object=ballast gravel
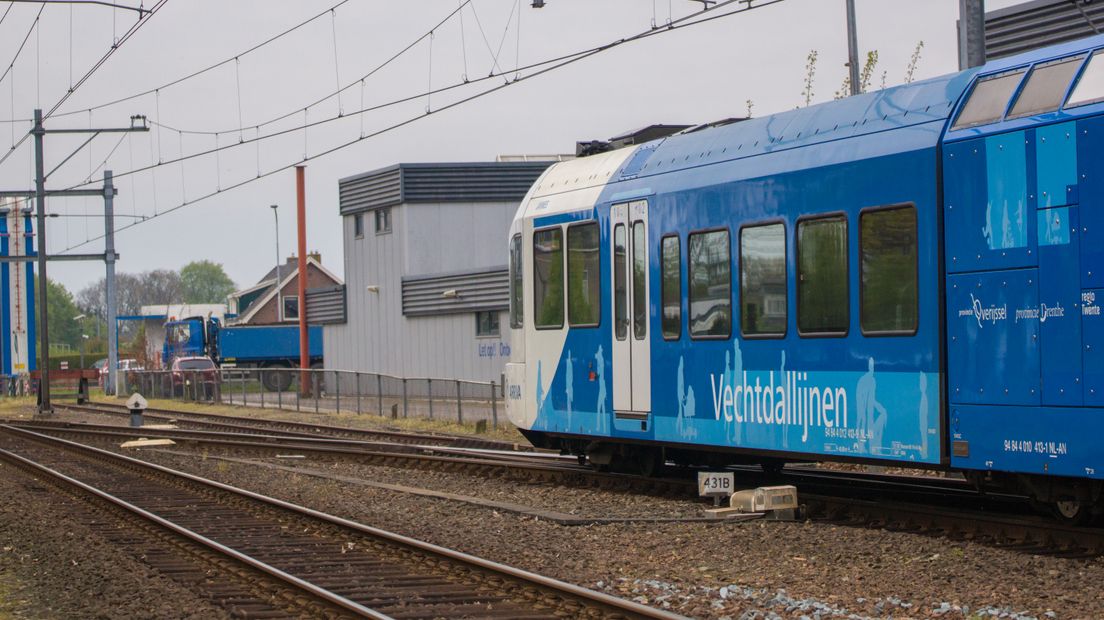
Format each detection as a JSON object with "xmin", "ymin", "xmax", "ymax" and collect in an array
[
  {"xmin": 108, "ymin": 442, "xmax": 1103, "ymax": 620},
  {"xmin": 0, "ymin": 459, "xmax": 229, "ymax": 619}
]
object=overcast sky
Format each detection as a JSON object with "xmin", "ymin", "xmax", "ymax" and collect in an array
[{"xmin": 0, "ymin": 0, "xmax": 1024, "ymax": 297}]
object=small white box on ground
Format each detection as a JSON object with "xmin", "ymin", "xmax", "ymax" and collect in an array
[{"xmin": 730, "ymin": 485, "xmax": 798, "ymax": 517}]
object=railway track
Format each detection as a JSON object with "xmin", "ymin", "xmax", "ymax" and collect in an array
[
  {"xmin": 62, "ymin": 401, "xmax": 525, "ymax": 452},
  {"xmin": 0, "ymin": 424, "xmax": 682, "ymax": 619},
  {"xmin": 33, "ymin": 408, "xmax": 1104, "ymax": 556}
]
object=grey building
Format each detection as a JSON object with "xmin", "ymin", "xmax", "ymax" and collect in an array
[{"xmin": 323, "ymin": 161, "xmax": 555, "ymax": 382}]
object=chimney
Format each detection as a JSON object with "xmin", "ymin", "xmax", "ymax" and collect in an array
[{"xmin": 308, "ymin": 250, "xmax": 321, "ymax": 263}]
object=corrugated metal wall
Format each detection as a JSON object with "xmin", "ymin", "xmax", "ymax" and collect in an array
[
  {"xmin": 338, "ymin": 162, "xmax": 550, "ymax": 215},
  {"xmin": 322, "ymin": 201, "xmax": 515, "ymax": 382},
  {"xmin": 986, "ymin": 0, "xmax": 1104, "ymax": 60},
  {"xmin": 401, "ymin": 268, "xmax": 508, "ymax": 316},
  {"xmin": 305, "ymin": 285, "xmax": 346, "ymax": 324}
]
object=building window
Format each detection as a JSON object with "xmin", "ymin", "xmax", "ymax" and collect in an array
[
  {"xmin": 282, "ymin": 295, "xmax": 300, "ymax": 322},
  {"xmin": 375, "ymin": 207, "xmax": 392, "ymax": 234},
  {"xmin": 532, "ymin": 227, "xmax": 564, "ymax": 329},
  {"xmin": 860, "ymin": 206, "xmax": 918, "ymax": 335},
  {"xmin": 661, "ymin": 235, "xmax": 681, "ymax": 340},
  {"xmin": 740, "ymin": 222, "xmax": 786, "ymax": 337},
  {"xmin": 688, "ymin": 229, "xmax": 731, "ymax": 339},
  {"xmin": 476, "ymin": 311, "xmax": 500, "ymax": 337},
  {"xmin": 567, "ymin": 222, "xmax": 600, "ymax": 327},
  {"xmin": 353, "ymin": 213, "xmax": 364, "ymax": 238},
  {"xmin": 509, "ymin": 233, "xmax": 523, "ymax": 328},
  {"xmin": 797, "ymin": 215, "xmax": 848, "ymax": 335}
]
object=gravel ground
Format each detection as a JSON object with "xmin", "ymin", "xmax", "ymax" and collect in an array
[
  {"xmin": 0, "ymin": 459, "xmax": 229, "ymax": 619},
  {"xmin": 105, "ymin": 441, "xmax": 1101, "ymax": 620}
]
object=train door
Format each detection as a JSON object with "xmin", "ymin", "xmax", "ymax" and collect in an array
[{"xmin": 611, "ymin": 200, "xmax": 652, "ymax": 416}]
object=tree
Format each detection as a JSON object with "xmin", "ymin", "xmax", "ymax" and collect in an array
[
  {"xmin": 38, "ymin": 279, "xmax": 83, "ymax": 349},
  {"xmin": 180, "ymin": 260, "xmax": 236, "ymax": 304}
]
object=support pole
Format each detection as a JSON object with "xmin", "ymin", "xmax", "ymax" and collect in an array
[
  {"xmin": 296, "ymin": 165, "xmax": 310, "ymax": 396},
  {"xmin": 105, "ymin": 170, "xmax": 118, "ymax": 397},
  {"xmin": 33, "ymin": 109, "xmax": 50, "ymax": 414},
  {"xmin": 958, "ymin": 0, "xmax": 986, "ymax": 70},
  {"xmin": 845, "ymin": 0, "xmax": 860, "ymax": 96}
]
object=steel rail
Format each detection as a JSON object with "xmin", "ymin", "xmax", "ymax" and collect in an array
[
  {"xmin": 0, "ymin": 442, "xmax": 389, "ymax": 619},
  {"xmin": 64, "ymin": 401, "xmax": 524, "ymax": 450},
  {"xmin": 0, "ymin": 424, "xmax": 686, "ymax": 620}
]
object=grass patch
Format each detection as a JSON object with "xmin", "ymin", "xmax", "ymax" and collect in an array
[{"xmin": 91, "ymin": 394, "xmax": 528, "ymax": 444}]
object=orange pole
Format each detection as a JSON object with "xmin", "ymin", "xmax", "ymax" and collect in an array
[{"xmin": 296, "ymin": 165, "xmax": 310, "ymax": 395}]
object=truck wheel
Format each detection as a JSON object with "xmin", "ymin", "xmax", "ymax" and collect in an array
[{"xmin": 261, "ymin": 367, "xmax": 293, "ymax": 392}]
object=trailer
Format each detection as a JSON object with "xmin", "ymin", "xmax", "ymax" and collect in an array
[{"xmin": 163, "ymin": 316, "xmax": 322, "ymax": 391}]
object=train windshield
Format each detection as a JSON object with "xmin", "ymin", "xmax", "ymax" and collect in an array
[
  {"xmin": 1067, "ymin": 50, "xmax": 1104, "ymax": 108},
  {"xmin": 951, "ymin": 69, "xmax": 1025, "ymax": 130},
  {"xmin": 1009, "ymin": 55, "xmax": 1084, "ymax": 118}
]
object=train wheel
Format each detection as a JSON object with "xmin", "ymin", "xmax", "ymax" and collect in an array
[
  {"xmin": 634, "ymin": 448, "xmax": 664, "ymax": 478},
  {"xmin": 1052, "ymin": 497, "xmax": 1093, "ymax": 526}
]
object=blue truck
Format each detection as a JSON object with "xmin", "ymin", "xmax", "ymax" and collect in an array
[{"xmin": 162, "ymin": 316, "xmax": 323, "ymax": 391}]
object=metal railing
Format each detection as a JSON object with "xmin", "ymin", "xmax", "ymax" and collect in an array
[{"xmin": 122, "ymin": 368, "xmax": 504, "ymax": 428}]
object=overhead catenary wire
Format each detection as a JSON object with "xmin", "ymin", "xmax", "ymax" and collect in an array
[
  {"xmin": 135, "ymin": 1, "xmax": 473, "ymax": 138},
  {"xmin": 0, "ymin": 0, "xmax": 167, "ymax": 171},
  {"xmin": 57, "ymin": 0, "xmax": 784, "ymax": 248},
  {"xmin": 59, "ymin": 0, "xmax": 772, "ymax": 193},
  {"xmin": 41, "ymin": 0, "xmax": 355, "ymax": 122}
]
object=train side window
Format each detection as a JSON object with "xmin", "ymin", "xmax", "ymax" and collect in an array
[
  {"xmin": 950, "ymin": 69, "xmax": 1025, "ymax": 130},
  {"xmin": 632, "ymin": 222, "xmax": 647, "ymax": 340},
  {"xmin": 688, "ymin": 229, "xmax": 731, "ymax": 339},
  {"xmin": 797, "ymin": 215, "xmax": 848, "ymax": 336},
  {"xmin": 533, "ymin": 227, "xmax": 564, "ymax": 330},
  {"xmin": 614, "ymin": 224, "xmax": 628, "ymax": 340},
  {"xmin": 509, "ymin": 233, "xmax": 523, "ymax": 329},
  {"xmin": 1009, "ymin": 55, "xmax": 1085, "ymax": 118},
  {"xmin": 860, "ymin": 206, "xmax": 918, "ymax": 335},
  {"xmin": 740, "ymin": 223, "xmax": 786, "ymax": 338},
  {"xmin": 567, "ymin": 222, "xmax": 601, "ymax": 327},
  {"xmin": 661, "ymin": 235, "xmax": 681, "ymax": 340},
  {"xmin": 1067, "ymin": 50, "xmax": 1104, "ymax": 108}
]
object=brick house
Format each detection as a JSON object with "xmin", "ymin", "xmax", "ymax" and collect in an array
[{"xmin": 227, "ymin": 253, "xmax": 343, "ymax": 325}]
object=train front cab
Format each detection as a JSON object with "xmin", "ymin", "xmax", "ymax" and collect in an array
[{"xmin": 942, "ymin": 38, "xmax": 1104, "ymax": 519}]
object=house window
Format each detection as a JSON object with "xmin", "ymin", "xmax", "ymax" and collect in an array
[
  {"xmin": 282, "ymin": 296, "xmax": 300, "ymax": 321},
  {"xmin": 476, "ymin": 311, "xmax": 500, "ymax": 337},
  {"xmin": 354, "ymin": 213, "xmax": 364, "ymax": 238},
  {"xmin": 375, "ymin": 207, "xmax": 392, "ymax": 234}
]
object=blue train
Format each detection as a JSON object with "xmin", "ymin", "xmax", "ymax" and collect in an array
[{"xmin": 505, "ymin": 34, "xmax": 1104, "ymax": 521}]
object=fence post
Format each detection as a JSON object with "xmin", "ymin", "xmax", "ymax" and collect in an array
[
  {"xmin": 314, "ymin": 370, "xmax": 320, "ymax": 414},
  {"xmin": 376, "ymin": 373, "xmax": 383, "ymax": 416},
  {"xmin": 402, "ymin": 378, "xmax": 408, "ymax": 418},
  {"xmin": 490, "ymin": 381, "xmax": 498, "ymax": 429},
  {"xmin": 259, "ymin": 370, "xmax": 265, "ymax": 409},
  {"xmin": 240, "ymin": 370, "xmax": 245, "ymax": 405},
  {"xmin": 334, "ymin": 372, "xmax": 340, "ymax": 414},
  {"xmin": 277, "ymin": 370, "xmax": 283, "ymax": 409},
  {"xmin": 456, "ymin": 379, "xmax": 462, "ymax": 424},
  {"xmin": 428, "ymin": 378, "xmax": 433, "ymax": 420},
  {"xmin": 356, "ymin": 372, "xmax": 362, "ymax": 415}
]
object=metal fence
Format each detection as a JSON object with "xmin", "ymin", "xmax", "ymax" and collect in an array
[{"xmin": 123, "ymin": 368, "xmax": 504, "ymax": 428}]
